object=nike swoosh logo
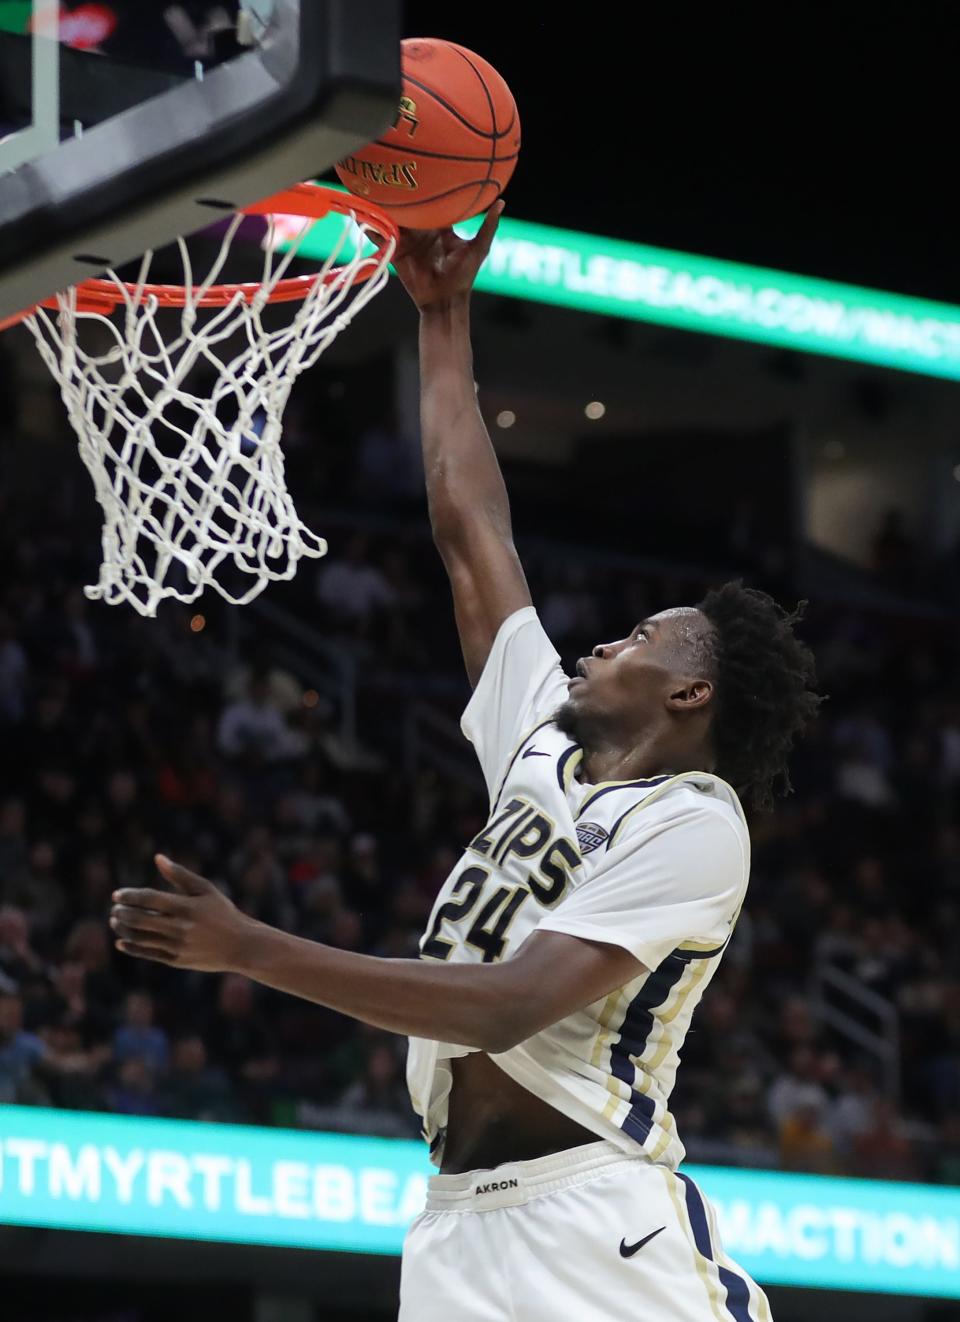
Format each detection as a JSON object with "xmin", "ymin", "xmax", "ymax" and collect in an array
[
  {"xmin": 619, "ymin": 1226, "xmax": 666, "ymax": 1257},
  {"xmin": 521, "ymin": 748, "xmax": 550, "ymax": 758}
]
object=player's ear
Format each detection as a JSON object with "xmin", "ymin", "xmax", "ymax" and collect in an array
[{"xmin": 667, "ymin": 678, "xmax": 713, "ymax": 710}]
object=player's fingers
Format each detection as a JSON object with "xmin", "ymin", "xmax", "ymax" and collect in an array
[
  {"xmin": 110, "ymin": 916, "xmax": 176, "ymax": 949},
  {"xmin": 111, "ymin": 887, "xmax": 184, "ymax": 915},
  {"xmin": 381, "ymin": 226, "xmax": 436, "ymax": 263},
  {"xmin": 110, "ymin": 905, "xmax": 181, "ymax": 940},
  {"xmin": 155, "ymin": 854, "xmax": 212, "ymax": 896},
  {"xmin": 471, "ymin": 200, "xmax": 504, "ymax": 260},
  {"xmin": 115, "ymin": 940, "xmax": 177, "ymax": 965},
  {"xmin": 369, "ymin": 227, "xmax": 401, "ymax": 257}
]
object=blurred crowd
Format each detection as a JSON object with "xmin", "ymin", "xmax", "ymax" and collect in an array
[{"xmin": 0, "ymin": 384, "xmax": 958, "ymax": 1187}]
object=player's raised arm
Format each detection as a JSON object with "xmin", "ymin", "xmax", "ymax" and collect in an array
[{"xmin": 389, "ymin": 203, "xmax": 531, "ymax": 686}]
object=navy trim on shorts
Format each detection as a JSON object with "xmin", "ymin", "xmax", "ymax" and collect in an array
[{"xmin": 677, "ymin": 1171, "xmax": 755, "ymax": 1322}]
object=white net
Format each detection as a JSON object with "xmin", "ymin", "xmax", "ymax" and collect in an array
[{"xmin": 23, "ymin": 200, "xmax": 395, "ymax": 616}]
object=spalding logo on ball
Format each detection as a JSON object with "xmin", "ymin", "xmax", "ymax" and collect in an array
[{"xmin": 336, "ymin": 37, "xmax": 520, "ymax": 230}]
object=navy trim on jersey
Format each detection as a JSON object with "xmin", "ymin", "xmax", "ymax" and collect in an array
[
  {"xmin": 575, "ymin": 775, "xmax": 673, "ymax": 821},
  {"xmin": 604, "ymin": 784, "xmax": 677, "ymax": 847},
  {"xmin": 611, "ymin": 955, "xmax": 689, "ymax": 1145},
  {"xmin": 675, "ymin": 940, "xmax": 729, "ymax": 960},
  {"xmin": 491, "ymin": 718, "xmax": 556, "ymax": 812},
  {"xmin": 555, "ymin": 743, "xmax": 580, "ymax": 792},
  {"xmin": 677, "ymin": 1171, "xmax": 756, "ymax": 1322}
]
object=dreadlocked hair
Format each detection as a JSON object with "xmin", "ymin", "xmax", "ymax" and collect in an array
[{"xmin": 695, "ymin": 581, "xmax": 823, "ymax": 813}]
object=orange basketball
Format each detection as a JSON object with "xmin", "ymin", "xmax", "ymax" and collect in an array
[{"xmin": 335, "ymin": 38, "xmax": 520, "ymax": 230}]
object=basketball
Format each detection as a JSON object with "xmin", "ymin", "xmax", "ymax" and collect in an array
[{"xmin": 334, "ymin": 37, "xmax": 520, "ymax": 230}]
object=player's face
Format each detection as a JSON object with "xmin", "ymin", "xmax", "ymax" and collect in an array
[{"xmin": 561, "ymin": 607, "xmax": 713, "ymax": 733}]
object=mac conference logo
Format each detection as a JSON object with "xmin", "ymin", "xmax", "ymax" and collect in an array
[{"xmin": 576, "ymin": 822, "xmax": 608, "ymax": 854}]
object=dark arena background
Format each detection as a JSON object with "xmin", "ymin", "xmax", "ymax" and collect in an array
[{"xmin": 1, "ymin": 4, "xmax": 958, "ymax": 1321}]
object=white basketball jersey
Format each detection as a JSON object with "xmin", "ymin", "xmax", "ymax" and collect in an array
[{"xmin": 406, "ymin": 607, "xmax": 751, "ymax": 1171}]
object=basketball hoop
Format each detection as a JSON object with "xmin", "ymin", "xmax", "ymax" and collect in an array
[{"xmin": 8, "ymin": 183, "xmax": 398, "ymax": 617}]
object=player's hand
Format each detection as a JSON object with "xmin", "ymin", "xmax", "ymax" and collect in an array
[
  {"xmin": 110, "ymin": 855, "xmax": 254, "ymax": 973},
  {"xmin": 384, "ymin": 200, "xmax": 503, "ymax": 311}
]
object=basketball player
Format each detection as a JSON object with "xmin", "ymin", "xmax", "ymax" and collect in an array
[{"xmin": 110, "ymin": 202, "xmax": 821, "ymax": 1320}]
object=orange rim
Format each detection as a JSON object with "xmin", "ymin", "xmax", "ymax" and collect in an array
[{"xmin": 2, "ymin": 183, "xmax": 397, "ymax": 327}]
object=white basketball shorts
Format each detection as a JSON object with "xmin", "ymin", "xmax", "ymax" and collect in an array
[{"xmin": 399, "ymin": 1139, "xmax": 772, "ymax": 1321}]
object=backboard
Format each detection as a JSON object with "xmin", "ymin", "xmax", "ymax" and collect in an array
[{"xmin": 0, "ymin": 0, "xmax": 401, "ymax": 322}]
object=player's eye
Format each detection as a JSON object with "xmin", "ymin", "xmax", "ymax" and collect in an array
[{"xmin": 634, "ymin": 626, "xmax": 648, "ymax": 641}]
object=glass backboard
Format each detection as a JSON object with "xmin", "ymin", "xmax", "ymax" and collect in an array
[{"xmin": 0, "ymin": 0, "xmax": 401, "ymax": 322}]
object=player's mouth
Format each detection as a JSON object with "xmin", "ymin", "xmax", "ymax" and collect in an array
[{"xmin": 568, "ymin": 658, "xmax": 590, "ymax": 688}]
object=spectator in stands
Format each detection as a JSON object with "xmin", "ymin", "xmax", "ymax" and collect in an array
[
  {"xmin": 225, "ymin": 647, "xmax": 303, "ymax": 715},
  {"xmin": 778, "ymin": 1099, "xmax": 837, "ymax": 1174},
  {"xmin": 343, "ymin": 832, "xmax": 384, "ymax": 911},
  {"xmin": 60, "ymin": 588, "xmax": 99, "ymax": 675},
  {"xmin": 939, "ymin": 699, "xmax": 960, "ymax": 797},
  {"xmin": 113, "ymin": 990, "xmax": 170, "ymax": 1076},
  {"xmin": 44, "ymin": 961, "xmax": 111, "ymax": 1061},
  {"xmin": 0, "ymin": 799, "xmax": 29, "ymax": 892},
  {"xmin": 231, "ymin": 853, "xmax": 295, "ymax": 931},
  {"xmin": 204, "ymin": 974, "xmax": 278, "ymax": 1119},
  {"xmin": 107, "ymin": 1055, "xmax": 161, "ymax": 1117},
  {"xmin": 769, "ymin": 1047, "xmax": 830, "ymax": 1134},
  {"xmin": 835, "ymin": 730, "xmax": 897, "ymax": 809},
  {"xmin": 2, "ymin": 980, "xmax": 109, "ymax": 1108},
  {"xmin": 0, "ymin": 905, "xmax": 46, "ymax": 986},
  {"xmin": 217, "ymin": 668, "xmax": 303, "ymax": 764},
  {"xmin": 849, "ymin": 1097, "xmax": 920, "ymax": 1181},
  {"xmin": 718, "ymin": 1075, "xmax": 772, "ymax": 1157},
  {"xmin": 161, "ymin": 1034, "xmax": 233, "ymax": 1121},
  {"xmin": 64, "ymin": 918, "xmax": 123, "ymax": 1012},
  {"xmin": 275, "ymin": 761, "xmax": 351, "ymax": 838},
  {"xmin": 828, "ymin": 1062, "xmax": 880, "ymax": 1154},
  {"xmin": 316, "ymin": 533, "xmax": 395, "ymax": 622},
  {"xmin": 0, "ymin": 990, "xmax": 46, "ymax": 1103},
  {"xmin": 0, "ymin": 611, "xmax": 28, "ymax": 723},
  {"xmin": 336, "ymin": 1039, "xmax": 420, "ymax": 1139},
  {"xmin": 13, "ymin": 840, "xmax": 66, "ymax": 942}
]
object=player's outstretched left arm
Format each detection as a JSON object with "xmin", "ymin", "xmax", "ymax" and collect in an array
[{"xmin": 110, "ymin": 856, "xmax": 645, "ymax": 1052}]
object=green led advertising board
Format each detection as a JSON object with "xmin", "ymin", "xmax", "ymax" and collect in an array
[
  {"xmin": 1, "ymin": 1106, "xmax": 958, "ymax": 1298},
  {"xmin": 273, "ymin": 201, "xmax": 960, "ymax": 381}
]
